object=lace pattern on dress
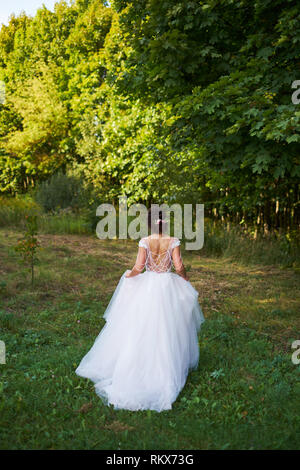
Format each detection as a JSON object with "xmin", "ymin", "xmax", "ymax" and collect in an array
[{"xmin": 137, "ymin": 237, "xmax": 182, "ymax": 273}]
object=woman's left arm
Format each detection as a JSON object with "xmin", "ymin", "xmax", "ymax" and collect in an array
[{"xmin": 125, "ymin": 247, "xmax": 146, "ymax": 277}]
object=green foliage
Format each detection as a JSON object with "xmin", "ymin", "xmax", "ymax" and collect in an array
[
  {"xmin": 34, "ymin": 171, "xmax": 87, "ymax": 213},
  {"xmin": 0, "ymin": 195, "xmax": 42, "ymax": 228},
  {"xmin": 0, "ymin": 0, "xmax": 299, "ymax": 232},
  {"xmin": 106, "ymin": 0, "xmax": 300, "ymax": 231}
]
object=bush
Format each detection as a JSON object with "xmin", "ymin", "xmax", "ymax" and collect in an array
[
  {"xmin": 0, "ymin": 195, "xmax": 41, "ymax": 228},
  {"xmin": 34, "ymin": 171, "xmax": 87, "ymax": 213}
]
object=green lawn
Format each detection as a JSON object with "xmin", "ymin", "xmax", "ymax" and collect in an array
[{"xmin": 0, "ymin": 228, "xmax": 299, "ymax": 449}]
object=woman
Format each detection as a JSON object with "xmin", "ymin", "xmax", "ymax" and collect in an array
[{"xmin": 75, "ymin": 208, "xmax": 205, "ymax": 412}]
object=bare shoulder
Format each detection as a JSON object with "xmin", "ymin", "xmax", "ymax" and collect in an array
[
  {"xmin": 138, "ymin": 237, "xmax": 148, "ymax": 248},
  {"xmin": 171, "ymin": 237, "xmax": 181, "ymax": 248}
]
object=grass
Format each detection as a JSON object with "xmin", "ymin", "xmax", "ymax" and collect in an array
[
  {"xmin": 0, "ymin": 228, "xmax": 299, "ymax": 450},
  {"xmin": 0, "ymin": 196, "xmax": 92, "ymax": 235}
]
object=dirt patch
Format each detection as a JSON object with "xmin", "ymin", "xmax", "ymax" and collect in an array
[{"xmin": 104, "ymin": 420, "xmax": 135, "ymax": 433}]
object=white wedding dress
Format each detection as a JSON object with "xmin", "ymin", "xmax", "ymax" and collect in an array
[{"xmin": 75, "ymin": 236, "xmax": 205, "ymax": 412}]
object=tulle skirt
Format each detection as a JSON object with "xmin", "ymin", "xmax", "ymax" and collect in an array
[{"xmin": 75, "ymin": 270, "xmax": 205, "ymax": 412}]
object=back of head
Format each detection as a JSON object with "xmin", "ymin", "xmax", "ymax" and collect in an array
[
  {"xmin": 147, "ymin": 208, "xmax": 166, "ymax": 236},
  {"xmin": 147, "ymin": 207, "xmax": 171, "ymax": 256}
]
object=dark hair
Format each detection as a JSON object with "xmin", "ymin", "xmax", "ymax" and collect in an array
[{"xmin": 148, "ymin": 208, "xmax": 164, "ymax": 235}]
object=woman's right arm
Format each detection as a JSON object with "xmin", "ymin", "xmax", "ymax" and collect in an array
[{"xmin": 125, "ymin": 247, "xmax": 146, "ymax": 277}]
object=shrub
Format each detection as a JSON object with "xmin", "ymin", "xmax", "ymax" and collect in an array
[
  {"xmin": 34, "ymin": 171, "xmax": 87, "ymax": 213},
  {"xmin": 0, "ymin": 195, "xmax": 41, "ymax": 228},
  {"xmin": 14, "ymin": 214, "xmax": 40, "ymax": 286}
]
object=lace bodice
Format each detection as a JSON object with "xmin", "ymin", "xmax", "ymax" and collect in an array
[{"xmin": 134, "ymin": 236, "xmax": 183, "ymax": 274}]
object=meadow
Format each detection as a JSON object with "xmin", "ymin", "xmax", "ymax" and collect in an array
[
  {"xmin": 0, "ymin": 219, "xmax": 299, "ymax": 449},
  {"xmin": 1, "ymin": 0, "xmax": 299, "ymax": 451}
]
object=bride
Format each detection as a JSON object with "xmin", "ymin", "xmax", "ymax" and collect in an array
[{"xmin": 75, "ymin": 208, "xmax": 205, "ymax": 412}]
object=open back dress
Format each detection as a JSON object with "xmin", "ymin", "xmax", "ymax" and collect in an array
[{"xmin": 75, "ymin": 236, "xmax": 205, "ymax": 412}]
